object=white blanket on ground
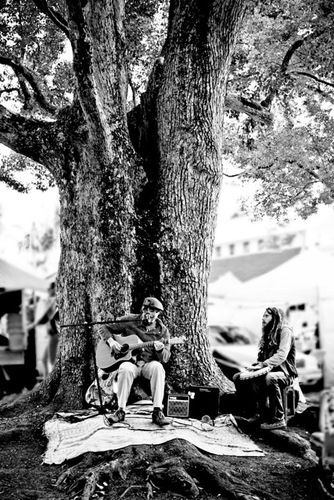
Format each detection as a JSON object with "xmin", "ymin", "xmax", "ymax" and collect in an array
[{"xmin": 43, "ymin": 401, "xmax": 264, "ymax": 465}]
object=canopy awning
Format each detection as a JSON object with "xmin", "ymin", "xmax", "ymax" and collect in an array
[
  {"xmin": 223, "ymin": 249, "xmax": 334, "ymax": 304},
  {"xmin": 0, "ymin": 257, "xmax": 48, "ymax": 292}
]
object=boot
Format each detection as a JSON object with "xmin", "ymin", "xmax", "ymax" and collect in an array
[
  {"xmin": 152, "ymin": 408, "xmax": 170, "ymax": 426},
  {"xmin": 104, "ymin": 407, "xmax": 125, "ymax": 426}
]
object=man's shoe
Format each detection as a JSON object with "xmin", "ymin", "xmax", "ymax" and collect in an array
[
  {"xmin": 260, "ymin": 418, "xmax": 286, "ymax": 430},
  {"xmin": 152, "ymin": 409, "xmax": 170, "ymax": 427},
  {"xmin": 104, "ymin": 407, "xmax": 125, "ymax": 425}
]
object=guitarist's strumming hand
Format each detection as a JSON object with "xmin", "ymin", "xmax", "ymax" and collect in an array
[
  {"xmin": 95, "ymin": 325, "xmax": 121, "ymax": 353},
  {"xmin": 107, "ymin": 338, "xmax": 122, "ymax": 353}
]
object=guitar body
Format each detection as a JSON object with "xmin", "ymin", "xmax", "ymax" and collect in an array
[
  {"xmin": 96, "ymin": 334, "xmax": 185, "ymax": 372},
  {"xmin": 96, "ymin": 334, "xmax": 142, "ymax": 371}
]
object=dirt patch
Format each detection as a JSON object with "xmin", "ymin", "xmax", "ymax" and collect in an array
[{"xmin": 0, "ymin": 414, "xmax": 324, "ymax": 499}]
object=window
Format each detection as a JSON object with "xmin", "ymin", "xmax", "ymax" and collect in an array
[
  {"xmin": 229, "ymin": 244, "xmax": 235, "ymax": 256},
  {"xmin": 243, "ymin": 241, "xmax": 250, "ymax": 253}
]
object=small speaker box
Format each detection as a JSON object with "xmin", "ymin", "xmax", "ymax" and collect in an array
[
  {"xmin": 166, "ymin": 394, "xmax": 190, "ymax": 418},
  {"xmin": 188, "ymin": 385, "xmax": 220, "ymax": 420}
]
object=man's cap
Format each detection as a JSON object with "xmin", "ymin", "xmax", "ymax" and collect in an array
[{"xmin": 142, "ymin": 297, "xmax": 164, "ymax": 312}]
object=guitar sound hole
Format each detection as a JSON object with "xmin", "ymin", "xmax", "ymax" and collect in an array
[{"xmin": 114, "ymin": 344, "xmax": 129, "ymax": 360}]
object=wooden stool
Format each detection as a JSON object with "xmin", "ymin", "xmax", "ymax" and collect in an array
[
  {"xmin": 282, "ymin": 384, "xmax": 297, "ymax": 421},
  {"xmin": 319, "ymin": 388, "xmax": 334, "ymax": 468}
]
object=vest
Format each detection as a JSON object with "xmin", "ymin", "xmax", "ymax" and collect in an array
[{"xmin": 261, "ymin": 327, "xmax": 298, "ymax": 379}]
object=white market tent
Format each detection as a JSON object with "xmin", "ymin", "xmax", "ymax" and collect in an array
[
  {"xmin": 208, "ymin": 271, "xmax": 242, "ymax": 298},
  {"xmin": 208, "ymin": 272, "xmax": 243, "ymax": 325},
  {"xmin": 222, "ymin": 249, "xmax": 334, "ymax": 387},
  {"xmin": 225, "ymin": 249, "xmax": 334, "ymax": 305},
  {"xmin": 0, "ymin": 257, "xmax": 48, "ymax": 292}
]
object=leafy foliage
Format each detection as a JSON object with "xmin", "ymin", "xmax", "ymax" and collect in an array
[
  {"xmin": 0, "ymin": 0, "xmax": 166, "ymax": 189},
  {"xmin": 0, "ymin": 0, "xmax": 71, "ymax": 112},
  {"xmin": 1, "ymin": 0, "xmax": 334, "ymax": 221},
  {"xmin": 224, "ymin": 0, "xmax": 334, "ymax": 219},
  {"xmin": 0, "ymin": 152, "xmax": 54, "ymax": 192},
  {"xmin": 125, "ymin": 0, "xmax": 168, "ymax": 101}
]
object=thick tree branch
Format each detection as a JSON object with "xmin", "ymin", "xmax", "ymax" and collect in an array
[
  {"xmin": 0, "ymin": 55, "xmax": 58, "ymax": 114},
  {"xmin": 0, "ymin": 87, "xmax": 20, "ymax": 95},
  {"xmin": 289, "ymin": 160, "xmax": 322, "ymax": 182},
  {"xmin": 261, "ymin": 27, "xmax": 328, "ymax": 108},
  {"xmin": 225, "ymin": 94, "xmax": 273, "ymax": 124},
  {"xmin": 289, "ymin": 70, "xmax": 334, "ymax": 89},
  {"xmin": 223, "ymin": 27, "xmax": 333, "ymax": 132},
  {"xmin": 0, "ymin": 104, "xmax": 58, "ymax": 170},
  {"xmin": 13, "ymin": 69, "xmax": 33, "ymax": 108},
  {"xmin": 0, "ymin": 169, "xmax": 28, "ymax": 193},
  {"xmin": 293, "ymin": 180, "xmax": 319, "ymax": 199},
  {"xmin": 222, "ymin": 171, "xmax": 242, "ymax": 177},
  {"xmin": 280, "ymin": 39, "xmax": 304, "ymax": 74},
  {"xmin": 31, "ymin": 0, "xmax": 69, "ymax": 38}
]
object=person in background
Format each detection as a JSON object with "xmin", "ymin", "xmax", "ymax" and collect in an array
[
  {"xmin": 0, "ymin": 321, "xmax": 9, "ymax": 399},
  {"xmin": 28, "ymin": 282, "xmax": 59, "ymax": 376},
  {"xmin": 97, "ymin": 297, "xmax": 171, "ymax": 427},
  {"xmin": 235, "ymin": 307, "xmax": 298, "ymax": 430},
  {"xmin": 23, "ymin": 296, "xmax": 39, "ymax": 389}
]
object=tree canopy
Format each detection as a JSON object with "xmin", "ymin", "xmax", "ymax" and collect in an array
[
  {"xmin": 223, "ymin": 0, "xmax": 334, "ymax": 219},
  {"xmin": 1, "ymin": 0, "xmax": 334, "ymax": 219}
]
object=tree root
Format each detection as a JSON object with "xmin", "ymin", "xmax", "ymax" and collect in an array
[
  {"xmin": 0, "ymin": 425, "xmax": 31, "ymax": 444},
  {"xmin": 259, "ymin": 428, "xmax": 318, "ymax": 465},
  {"xmin": 56, "ymin": 452, "xmax": 133, "ymax": 498},
  {"xmin": 119, "ymin": 484, "xmax": 146, "ymax": 498},
  {"xmin": 235, "ymin": 418, "xmax": 318, "ymax": 465},
  {"xmin": 0, "ymin": 366, "xmax": 61, "ymax": 418},
  {"xmin": 147, "ymin": 458, "xmax": 200, "ymax": 497},
  {"xmin": 318, "ymin": 476, "xmax": 334, "ymax": 499},
  {"xmin": 55, "ymin": 440, "xmax": 280, "ymax": 500}
]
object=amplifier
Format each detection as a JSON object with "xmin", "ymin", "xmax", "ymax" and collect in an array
[
  {"xmin": 188, "ymin": 385, "xmax": 220, "ymax": 420},
  {"xmin": 166, "ymin": 394, "xmax": 190, "ymax": 418}
]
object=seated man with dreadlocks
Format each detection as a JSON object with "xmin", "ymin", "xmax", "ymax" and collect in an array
[{"xmin": 234, "ymin": 307, "xmax": 298, "ymax": 430}]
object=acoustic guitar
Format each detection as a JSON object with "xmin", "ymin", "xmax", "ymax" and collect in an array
[{"xmin": 96, "ymin": 334, "xmax": 185, "ymax": 371}]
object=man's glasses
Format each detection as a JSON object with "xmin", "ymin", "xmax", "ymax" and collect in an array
[{"xmin": 142, "ymin": 306, "xmax": 158, "ymax": 313}]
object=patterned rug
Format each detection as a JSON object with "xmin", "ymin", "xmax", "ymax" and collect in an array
[{"xmin": 43, "ymin": 400, "xmax": 264, "ymax": 465}]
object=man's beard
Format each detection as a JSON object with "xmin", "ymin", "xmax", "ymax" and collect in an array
[{"xmin": 141, "ymin": 312, "xmax": 155, "ymax": 325}]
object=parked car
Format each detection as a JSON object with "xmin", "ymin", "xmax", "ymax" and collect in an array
[{"xmin": 208, "ymin": 324, "xmax": 323, "ymax": 389}]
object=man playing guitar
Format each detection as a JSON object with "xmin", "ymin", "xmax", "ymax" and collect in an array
[{"xmin": 97, "ymin": 297, "xmax": 170, "ymax": 427}]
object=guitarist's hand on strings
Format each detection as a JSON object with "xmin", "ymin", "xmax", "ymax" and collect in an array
[{"xmin": 154, "ymin": 341, "xmax": 164, "ymax": 351}]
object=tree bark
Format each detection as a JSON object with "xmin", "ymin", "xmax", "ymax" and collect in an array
[
  {"xmin": 42, "ymin": 1, "xmax": 136, "ymax": 408},
  {"xmin": 131, "ymin": 0, "xmax": 246, "ymax": 392}
]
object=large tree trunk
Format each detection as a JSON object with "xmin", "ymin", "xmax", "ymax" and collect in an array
[
  {"xmin": 45, "ymin": 1, "xmax": 136, "ymax": 408},
  {"xmin": 131, "ymin": 0, "xmax": 246, "ymax": 392}
]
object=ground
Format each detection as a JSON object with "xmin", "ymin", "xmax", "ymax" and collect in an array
[{"xmin": 0, "ymin": 391, "xmax": 327, "ymax": 500}]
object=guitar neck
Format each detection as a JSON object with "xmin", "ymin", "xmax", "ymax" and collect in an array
[{"xmin": 127, "ymin": 339, "xmax": 162, "ymax": 352}]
